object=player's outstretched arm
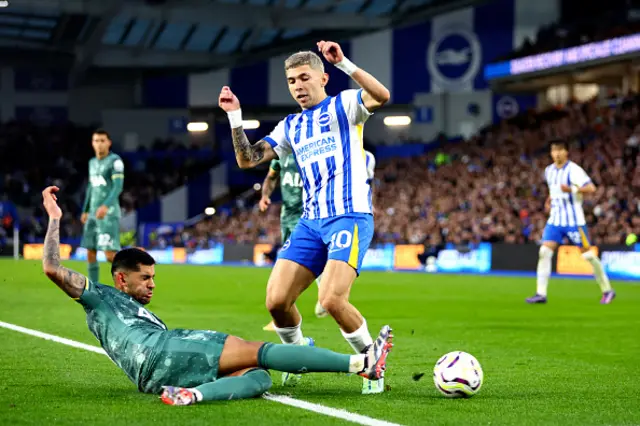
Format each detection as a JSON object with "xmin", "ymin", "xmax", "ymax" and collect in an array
[
  {"xmin": 219, "ymin": 86, "xmax": 277, "ymax": 169},
  {"xmin": 41, "ymin": 186, "xmax": 87, "ymax": 299},
  {"xmin": 317, "ymin": 40, "xmax": 390, "ymax": 112},
  {"xmin": 231, "ymin": 127, "xmax": 276, "ymax": 169}
]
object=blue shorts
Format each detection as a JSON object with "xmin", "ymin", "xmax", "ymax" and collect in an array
[
  {"xmin": 277, "ymin": 213, "xmax": 374, "ymax": 277},
  {"xmin": 542, "ymin": 224, "xmax": 591, "ymax": 248}
]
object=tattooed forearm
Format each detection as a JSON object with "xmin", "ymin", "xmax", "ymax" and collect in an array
[
  {"xmin": 231, "ymin": 127, "xmax": 267, "ymax": 167},
  {"xmin": 43, "ymin": 218, "xmax": 61, "ymax": 269},
  {"xmin": 42, "ymin": 218, "xmax": 87, "ymax": 299}
]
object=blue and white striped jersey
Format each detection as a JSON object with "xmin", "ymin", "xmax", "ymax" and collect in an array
[
  {"xmin": 264, "ymin": 89, "xmax": 373, "ymax": 220},
  {"xmin": 365, "ymin": 150, "xmax": 375, "ymax": 181},
  {"xmin": 545, "ymin": 161, "xmax": 592, "ymax": 227}
]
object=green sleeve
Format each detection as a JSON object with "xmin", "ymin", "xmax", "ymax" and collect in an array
[
  {"xmin": 270, "ymin": 159, "xmax": 280, "ymax": 172},
  {"xmin": 75, "ymin": 278, "xmax": 101, "ymax": 309},
  {"xmin": 102, "ymin": 158, "xmax": 124, "ymax": 207}
]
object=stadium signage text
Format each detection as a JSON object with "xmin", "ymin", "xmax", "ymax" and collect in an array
[{"xmin": 484, "ymin": 33, "xmax": 640, "ymax": 80}]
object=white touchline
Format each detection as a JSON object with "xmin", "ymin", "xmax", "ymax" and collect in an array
[
  {"xmin": 0, "ymin": 320, "xmax": 402, "ymax": 426},
  {"xmin": 263, "ymin": 395, "xmax": 402, "ymax": 426}
]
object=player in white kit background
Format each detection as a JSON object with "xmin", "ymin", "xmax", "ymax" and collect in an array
[
  {"xmin": 527, "ymin": 140, "xmax": 616, "ymax": 305},
  {"xmin": 218, "ymin": 40, "xmax": 392, "ymax": 394}
]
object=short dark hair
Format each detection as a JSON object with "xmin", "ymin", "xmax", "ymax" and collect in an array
[
  {"xmin": 111, "ymin": 248, "xmax": 155, "ymax": 276},
  {"xmin": 93, "ymin": 128, "xmax": 111, "ymax": 140},
  {"xmin": 549, "ymin": 139, "xmax": 569, "ymax": 151}
]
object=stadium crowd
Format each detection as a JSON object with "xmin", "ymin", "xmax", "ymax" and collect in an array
[
  {"xmin": 3, "ymin": 94, "xmax": 639, "ymax": 249},
  {"xmin": 178, "ymin": 95, "xmax": 640, "ymax": 248},
  {"xmin": 0, "ymin": 120, "xmax": 217, "ymax": 243}
]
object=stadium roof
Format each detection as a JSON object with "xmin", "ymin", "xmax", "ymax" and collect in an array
[{"xmin": 0, "ymin": 0, "xmax": 487, "ymax": 83}]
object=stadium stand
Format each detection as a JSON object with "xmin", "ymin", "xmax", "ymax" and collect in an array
[
  {"xmin": 502, "ymin": 0, "xmax": 640, "ymax": 61},
  {"xmin": 0, "ymin": 120, "xmax": 219, "ymax": 243},
  {"xmin": 167, "ymin": 97, "xmax": 639, "ymax": 248}
]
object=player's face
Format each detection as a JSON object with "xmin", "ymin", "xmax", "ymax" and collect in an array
[
  {"xmin": 116, "ymin": 264, "xmax": 156, "ymax": 305},
  {"xmin": 286, "ymin": 64, "xmax": 329, "ymax": 109},
  {"xmin": 92, "ymin": 133, "xmax": 111, "ymax": 158},
  {"xmin": 550, "ymin": 145, "xmax": 568, "ymax": 164}
]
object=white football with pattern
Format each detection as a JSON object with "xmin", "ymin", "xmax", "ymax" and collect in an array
[{"xmin": 433, "ymin": 351, "xmax": 484, "ymax": 398}]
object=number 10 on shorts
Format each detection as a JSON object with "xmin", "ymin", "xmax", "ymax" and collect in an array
[{"xmin": 329, "ymin": 230, "xmax": 352, "ymax": 252}]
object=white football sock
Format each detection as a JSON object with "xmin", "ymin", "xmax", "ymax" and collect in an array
[
  {"xmin": 348, "ymin": 354, "xmax": 366, "ymax": 373},
  {"xmin": 536, "ymin": 245, "xmax": 554, "ymax": 297},
  {"xmin": 191, "ymin": 388, "xmax": 203, "ymax": 402},
  {"xmin": 273, "ymin": 320, "xmax": 304, "ymax": 345},
  {"xmin": 316, "ymin": 274, "xmax": 322, "ymax": 288},
  {"xmin": 582, "ymin": 251, "xmax": 612, "ymax": 293},
  {"xmin": 341, "ymin": 318, "xmax": 373, "ymax": 353}
]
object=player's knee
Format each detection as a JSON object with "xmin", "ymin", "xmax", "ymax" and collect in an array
[
  {"xmin": 539, "ymin": 245, "xmax": 554, "ymax": 259},
  {"xmin": 265, "ymin": 292, "xmax": 293, "ymax": 315},
  {"xmin": 318, "ymin": 292, "xmax": 348, "ymax": 317},
  {"xmin": 105, "ymin": 251, "xmax": 116, "ymax": 262}
]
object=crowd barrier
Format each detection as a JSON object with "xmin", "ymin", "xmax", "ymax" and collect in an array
[{"xmin": 20, "ymin": 242, "xmax": 640, "ymax": 280}]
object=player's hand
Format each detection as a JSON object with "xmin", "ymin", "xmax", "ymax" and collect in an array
[
  {"xmin": 317, "ymin": 40, "xmax": 344, "ymax": 64},
  {"xmin": 560, "ymin": 184, "xmax": 572, "ymax": 193},
  {"xmin": 42, "ymin": 186, "xmax": 62, "ymax": 220},
  {"xmin": 96, "ymin": 205, "xmax": 108, "ymax": 219},
  {"xmin": 80, "ymin": 213, "xmax": 88, "ymax": 224},
  {"xmin": 259, "ymin": 196, "xmax": 271, "ymax": 212},
  {"xmin": 218, "ymin": 86, "xmax": 241, "ymax": 112}
]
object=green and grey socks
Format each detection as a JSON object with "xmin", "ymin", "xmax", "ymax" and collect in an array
[
  {"xmin": 192, "ymin": 369, "xmax": 272, "ymax": 402},
  {"xmin": 257, "ymin": 342, "xmax": 365, "ymax": 374}
]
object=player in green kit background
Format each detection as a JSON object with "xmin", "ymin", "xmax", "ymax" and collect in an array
[
  {"xmin": 259, "ymin": 154, "xmax": 327, "ymax": 332},
  {"xmin": 80, "ymin": 129, "xmax": 124, "ymax": 284},
  {"xmin": 40, "ymin": 186, "xmax": 392, "ymax": 405}
]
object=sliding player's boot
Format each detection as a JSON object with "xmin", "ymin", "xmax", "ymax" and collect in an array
[{"xmin": 160, "ymin": 386, "xmax": 197, "ymax": 406}]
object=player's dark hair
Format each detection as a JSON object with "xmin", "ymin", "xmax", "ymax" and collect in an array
[
  {"xmin": 549, "ymin": 139, "xmax": 569, "ymax": 151},
  {"xmin": 111, "ymin": 248, "xmax": 155, "ymax": 275},
  {"xmin": 93, "ymin": 128, "xmax": 111, "ymax": 140}
]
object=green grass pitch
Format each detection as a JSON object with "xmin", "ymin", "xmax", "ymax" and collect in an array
[{"xmin": 1, "ymin": 259, "xmax": 639, "ymax": 425}]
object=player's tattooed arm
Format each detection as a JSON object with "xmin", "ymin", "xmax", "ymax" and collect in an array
[
  {"xmin": 232, "ymin": 127, "xmax": 276, "ymax": 168},
  {"xmin": 42, "ymin": 218, "xmax": 87, "ymax": 299}
]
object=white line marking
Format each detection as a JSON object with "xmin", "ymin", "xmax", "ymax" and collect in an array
[
  {"xmin": 0, "ymin": 320, "xmax": 106, "ymax": 355},
  {"xmin": 0, "ymin": 320, "xmax": 402, "ymax": 426},
  {"xmin": 263, "ymin": 394, "xmax": 402, "ymax": 426}
]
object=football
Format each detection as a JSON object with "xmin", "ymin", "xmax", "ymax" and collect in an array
[{"xmin": 433, "ymin": 351, "xmax": 483, "ymax": 398}]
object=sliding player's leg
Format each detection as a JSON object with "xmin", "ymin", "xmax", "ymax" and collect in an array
[
  {"xmin": 160, "ymin": 329, "xmax": 393, "ymax": 405},
  {"xmin": 161, "ymin": 368, "xmax": 272, "ymax": 406}
]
